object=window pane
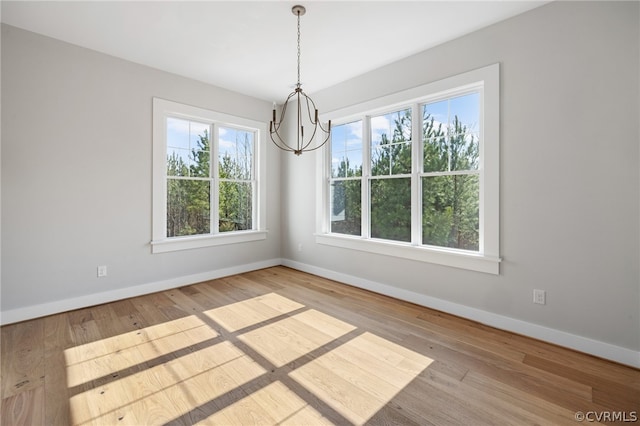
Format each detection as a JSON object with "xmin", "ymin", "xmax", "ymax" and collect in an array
[
  {"xmin": 449, "ymin": 92, "xmax": 479, "ymax": 133},
  {"xmin": 331, "ymin": 121, "xmax": 362, "ymax": 178},
  {"xmin": 166, "ymin": 117, "xmax": 210, "ymax": 178},
  {"xmin": 423, "ymin": 133, "xmax": 478, "ymax": 172},
  {"xmin": 371, "ymin": 177, "xmax": 411, "ymax": 242},
  {"xmin": 219, "ymin": 181, "xmax": 252, "ymax": 232},
  {"xmin": 422, "ymin": 136, "xmax": 445, "ymax": 173},
  {"xmin": 167, "ymin": 148, "xmax": 190, "ymax": 177},
  {"xmin": 371, "ymin": 109, "xmax": 411, "ymax": 176},
  {"xmin": 390, "ymin": 142, "xmax": 412, "ymax": 174},
  {"xmin": 330, "ymin": 180, "xmax": 361, "ymax": 236},
  {"xmin": 423, "ymin": 99, "xmax": 449, "ymax": 135},
  {"xmin": 423, "ymin": 93, "xmax": 479, "ymax": 172},
  {"xmin": 371, "ymin": 109, "xmax": 411, "ymax": 148},
  {"xmin": 190, "ymin": 134, "xmax": 210, "ymax": 178},
  {"xmin": 371, "ymin": 142, "xmax": 412, "ymax": 176},
  {"xmin": 167, "ymin": 117, "xmax": 190, "ymax": 149},
  {"xmin": 167, "ymin": 179, "xmax": 210, "ymax": 237},
  {"xmin": 371, "ymin": 146, "xmax": 390, "ymax": 175},
  {"xmin": 422, "ymin": 174, "xmax": 479, "ymax": 251},
  {"xmin": 219, "ymin": 127, "xmax": 253, "ymax": 180},
  {"xmin": 449, "ymin": 132, "xmax": 479, "ymax": 171}
]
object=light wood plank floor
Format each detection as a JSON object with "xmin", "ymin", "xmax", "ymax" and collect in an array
[{"xmin": 2, "ymin": 266, "xmax": 639, "ymax": 425}]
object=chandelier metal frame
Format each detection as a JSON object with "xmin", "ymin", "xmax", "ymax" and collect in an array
[{"xmin": 269, "ymin": 5, "xmax": 331, "ymax": 156}]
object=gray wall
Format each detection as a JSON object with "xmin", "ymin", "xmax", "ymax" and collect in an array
[
  {"xmin": 1, "ymin": 24, "xmax": 281, "ymax": 315},
  {"xmin": 1, "ymin": 1, "xmax": 638, "ymax": 364},
  {"xmin": 282, "ymin": 1, "xmax": 640, "ymax": 354}
]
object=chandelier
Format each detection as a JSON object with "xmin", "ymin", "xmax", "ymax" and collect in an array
[{"xmin": 269, "ymin": 5, "xmax": 331, "ymax": 156}]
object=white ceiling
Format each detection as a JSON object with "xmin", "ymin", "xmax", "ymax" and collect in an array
[{"xmin": 1, "ymin": 1, "xmax": 548, "ymax": 102}]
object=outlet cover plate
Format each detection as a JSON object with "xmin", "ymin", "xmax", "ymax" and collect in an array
[
  {"xmin": 97, "ymin": 265, "xmax": 108, "ymax": 278},
  {"xmin": 533, "ymin": 289, "xmax": 546, "ymax": 305}
]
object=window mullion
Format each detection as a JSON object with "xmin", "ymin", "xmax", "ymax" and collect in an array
[
  {"xmin": 411, "ymin": 103, "xmax": 422, "ymax": 246},
  {"xmin": 362, "ymin": 116, "xmax": 371, "ymax": 238},
  {"xmin": 252, "ymin": 134, "xmax": 258, "ymax": 231},
  {"xmin": 326, "ymin": 141, "xmax": 334, "ymax": 235},
  {"xmin": 211, "ymin": 123, "xmax": 219, "ymax": 234}
]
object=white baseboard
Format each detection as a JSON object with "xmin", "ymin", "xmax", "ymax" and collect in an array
[
  {"xmin": 0, "ymin": 258, "xmax": 282, "ymax": 325},
  {"xmin": 3, "ymin": 257, "xmax": 638, "ymax": 368},
  {"xmin": 282, "ymin": 259, "xmax": 640, "ymax": 369}
]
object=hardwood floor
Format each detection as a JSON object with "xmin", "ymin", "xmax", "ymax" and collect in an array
[{"xmin": 2, "ymin": 266, "xmax": 638, "ymax": 425}]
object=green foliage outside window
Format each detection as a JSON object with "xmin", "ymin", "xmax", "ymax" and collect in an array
[
  {"xmin": 422, "ymin": 112, "xmax": 479, "ymax": 250},
  {"xmin": 370, "ymin": 110, "xmax": 412, "ymax": 241},
  {"xmin": 166, "ymin": 128, "xmax": 253, "ymax": 237},
  {"xmin": 167, "ymin": 131, "xmax": 211, "ymax": 237},
  {"xmin": 330, "ymin": 179, "xmax": 361, "ymax": 236},
  {"xmin": 219, "ymin": 153, "xmax": 252, "ymax": 233},
  {"xmin": 330, "ymin": 103, "xmax": 479, "ymax": 251}
]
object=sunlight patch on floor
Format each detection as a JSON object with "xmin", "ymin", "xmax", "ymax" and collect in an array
[
  {"xmin": 196, "ymin": 380, "xmax": 333, "ymax": 425},
  {"xmin": 66, "ymin": 324, "xmax": 217, "ymax": 387},
  {"xmin": 65, "ymin": 293, "xmax": 432, "ymax": 425},
  {"xmin": 238, "ymin": 309, "xmax": 357, "ymax": 367},
  {"xmin": 289, "ymin": 332, "xmax": 433, "ymax": 425},
  {"xmin": 69, "ymin": 341, "xmax": 265, "ymax": 425},
  {"xmin": 204, "ymin": 293, "xmax": 304, "ymax": 332},
  {"xmin": 64, "ymin": 315, "xmax": 209, "ymax": 366}
]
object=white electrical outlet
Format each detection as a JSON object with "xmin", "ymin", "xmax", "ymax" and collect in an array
[
  {"xmin": 533, "ymin": 289, "xmax": 546, "ymax": 305},
  {"xmin": 97, "ymin": 265, "xmax": 108, "ymax": 278}
]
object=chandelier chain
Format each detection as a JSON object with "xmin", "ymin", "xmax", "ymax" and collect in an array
[{"xmin": 296, "ymin": 11, "xmax": 301, "ymax": 87}]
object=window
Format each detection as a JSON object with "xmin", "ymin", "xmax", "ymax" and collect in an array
[
  {"xmin": 152, "ymin": 98, "xmax": 267, "ymax": 253},
  {"xmin": 422, "ymin": 93, "xmax": 480, "ymax": 251},
  {"xmin": 370, "ymin": 108, "xmax": 412, "ymax": 242},
  {"xmin": 318, "ymin": 64, "xmax": 500, "ymax": 274},
  {"xmin": 330, "ymin": 120, "xmax": 362, "ymax": 236}
]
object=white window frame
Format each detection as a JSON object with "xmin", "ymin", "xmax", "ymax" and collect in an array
[
  {"xmin": 152, "ymin": 98, "xmax": 267, "ymax": 253},
  {"xmin": 316, "ymin": 64, "xmax": 501, "ymax": 274}
]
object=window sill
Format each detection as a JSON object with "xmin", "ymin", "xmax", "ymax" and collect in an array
[
  {"xmin": 151, "ymin": 230, "xmax": 268, "ymax": 253},
  {"xmin": 315, "ymin": 233, "xmax": 500, "ymax": 274}
]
